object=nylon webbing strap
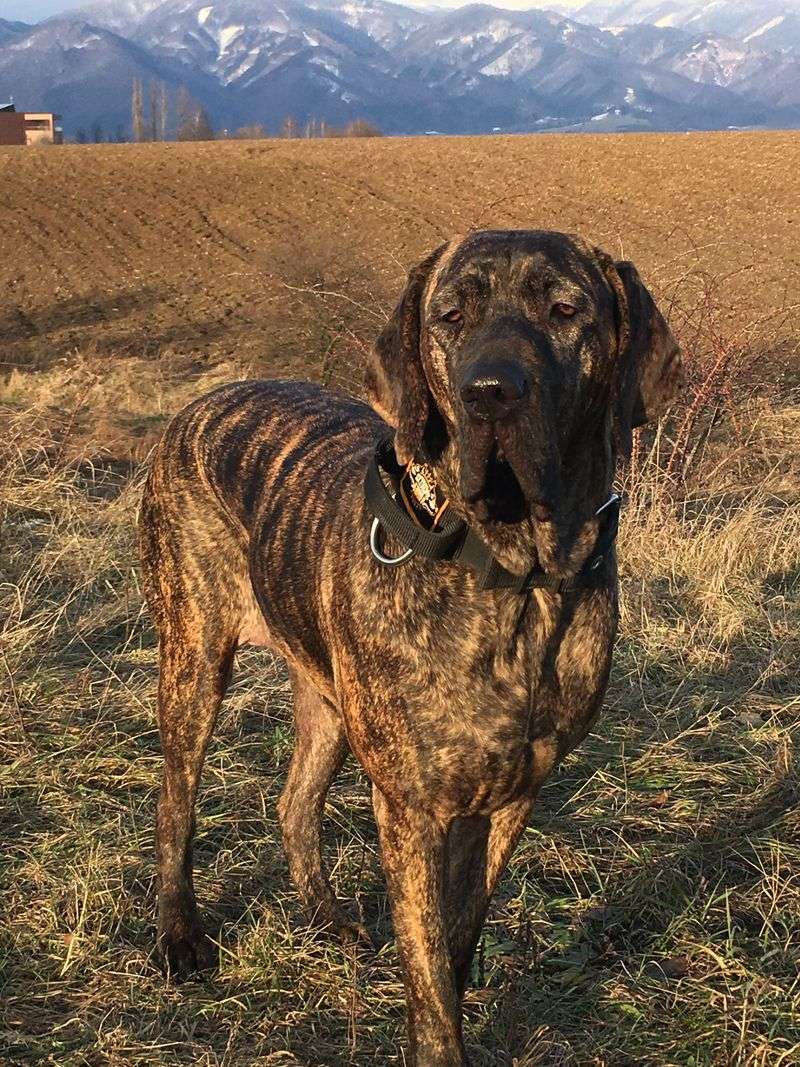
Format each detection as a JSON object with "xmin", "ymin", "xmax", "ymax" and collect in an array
[
  {"xmin": 364, "ymin": 439, "xmax": 466, "ymax": 559},
  {"xmin": 364, "ymin": 435, "xmax": 620, "ymax": 594}
]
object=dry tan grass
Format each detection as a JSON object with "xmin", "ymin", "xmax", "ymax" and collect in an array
[{"xmin": 1, "ymin": 384, "xmax": 798, "ymax": 1066}]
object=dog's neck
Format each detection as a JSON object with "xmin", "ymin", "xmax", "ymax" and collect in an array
[{"xmin": 419, "ymin": 419, "xmax": 616, "ymax": 579}]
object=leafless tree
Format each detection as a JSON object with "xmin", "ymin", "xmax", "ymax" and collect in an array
[
  {"xmin": 193, "ymin": 106, "xmax": 215, "ymax": 141},
  {"xmin": 148, "ymin": 81, "xmax": 168, "ymax": 141},
  {"xmin": 132, "ymin": 78, "xmax": 145, "ymax": 142},
  {"xmin": 322, "ymin": 118, "xmax": 383, "ymax": 138},
  {"xmin": 232, "ymin": 123, "xmax": 267, "ymax": 139},
  {"xmin": 176, "ymin": 86, "xmax": 191, "ymax": 136},
  {"xmin": 345, "ymin": 118, "xmax": 382, "ymax": 137},
  {"xmin": 176, "ymin": 86, "xmax": 215, "ymax": 141}
]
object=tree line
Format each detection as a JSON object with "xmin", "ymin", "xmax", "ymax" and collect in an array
[
  {"xmin": 71, "ymin": 80, "xmax": 382, "ymax": 143},
  {"xmin": 271, "ymin": 116, "xmax": 382, "ymax": 138},
  {"xmin": 132, "ymin": 81, "xmax": 214, "ymax": 142}
]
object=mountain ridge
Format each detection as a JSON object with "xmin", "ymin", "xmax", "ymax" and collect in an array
[{"xmin": 2, "ymin": 0, "xmax": 799, "ymax": 137}]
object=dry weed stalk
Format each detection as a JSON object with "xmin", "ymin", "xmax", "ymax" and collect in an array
[{"xmin": 626, "ymin": 270, "xmax": 798, "ymax": 503}]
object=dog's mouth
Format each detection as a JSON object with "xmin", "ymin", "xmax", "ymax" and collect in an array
[
  {"xmin": 468, "ymin": 442, "xmax": 528, "ymax": 523},
  {"xmin": 460, "ymin": 419, "xmax": 550, "ymax": 525}
]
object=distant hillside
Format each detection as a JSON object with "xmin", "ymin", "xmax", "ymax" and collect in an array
[{"xmin": 0, "ymin": 17, "xmax": 31, "ymax": 46}]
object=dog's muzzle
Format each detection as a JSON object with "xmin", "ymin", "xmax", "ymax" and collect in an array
[{"xmin": 460, "ymin": 359, "xmax": 531, "ymax": 423}]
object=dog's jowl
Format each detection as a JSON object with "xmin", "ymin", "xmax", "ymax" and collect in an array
[{"xmin": 139, "ymin": 230, "xmax": 682, "ymax": 1066}]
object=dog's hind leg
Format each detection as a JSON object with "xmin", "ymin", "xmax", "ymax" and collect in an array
[
  {"xmin": 153, "ymin": 618, "xmax": 236, "ymax": 978},
  {"xmin": 139, "ymin": 481, "xmax": 242, "ymax": 980},
  {"xmin": 278, "ymin": 671, "xmax": 369, "ymax": 944}
]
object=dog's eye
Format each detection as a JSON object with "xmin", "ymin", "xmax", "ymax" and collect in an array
[
  {"xmin": 552, "ymin": 302, "xmax": 577, "ymax": 319},
  {"xmin": 440, "ymin": 309, "xmax": 463, "ymax": 324}
]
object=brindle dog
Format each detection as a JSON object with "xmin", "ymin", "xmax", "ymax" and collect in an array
[{"xmin": 139, "ymin": 230, "xmax": 682, "ymax": 1066}]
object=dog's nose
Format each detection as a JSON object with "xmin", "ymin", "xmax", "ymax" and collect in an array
[{"xmin": 460, "ymin": 361, "xmax": 530, "ymax": 422}]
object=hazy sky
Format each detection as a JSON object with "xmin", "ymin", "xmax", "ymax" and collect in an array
[
  {"xmin": 1, "ymin": 0, "xmax": 584, "ymax": 21},
  {"xmin": 2, "ymin": 0, "xmax": 82, "ymax": 20}
]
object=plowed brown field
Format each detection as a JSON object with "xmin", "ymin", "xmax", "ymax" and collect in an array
[{"xmin": 2, "ymin": 131, "xmax": 799, "ymax": 456}]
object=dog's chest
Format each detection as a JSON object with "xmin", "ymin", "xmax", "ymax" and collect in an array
[{"xmin": 343, "ymin": 581, "xmax": 617, "ymax": 817}]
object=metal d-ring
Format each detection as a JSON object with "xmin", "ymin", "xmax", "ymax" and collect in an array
[
  {"xmin": 595, "ymin": 492, "xmax": 621, "ymax": 516},
  {"xmin": 369, "ymin": 517, "xmax": 415, "ymax": 566},
  {"xmin": 590, "ymin": 493, "xmax": 621, "ymax": 569}
]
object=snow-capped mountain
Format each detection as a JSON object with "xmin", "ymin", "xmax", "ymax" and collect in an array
[
  {"xmin": 573, "ymin": 0, "xmax": 800, "ymax": 47},
  {"xmin": 304, "ymin": 0, "xmax": 428, "ymax": 48},
  {"xmin": 132, "ymin": 0, "xmax": 388, "ymax": 87},
  {"xmin": 0, "ymin": 15, "xmax": 224, "ymax": 135},
  {"xmin": 124, "ymin": 0, "xmax": 454, "ymax": 131},
  {"xmin": 71, "ymin": 0, "xmax": 166, "ymax": 34},
  {"xmin": 611, "ymin": 24, "xmax": 758, "ymax": 85},
  {"xmin": 2, "ymin": 0, "xmax": 800, "ymax": 136}
]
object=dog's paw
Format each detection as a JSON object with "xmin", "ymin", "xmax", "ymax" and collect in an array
[
  {"xmin": 334, "ymin": 917, "xmax": 375, "ymax": 950},
  {"xmin": 309, "ymin": 902, "xmax": 376, "ymax": 950},
  {"xmin": 156, "ymin": 924, "xmax": 214, "ymax": 981}
]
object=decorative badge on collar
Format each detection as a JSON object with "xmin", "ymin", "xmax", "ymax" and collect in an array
[{"xmin": 399, "ymin": 462, "xmax": 448, "ymax": 530}]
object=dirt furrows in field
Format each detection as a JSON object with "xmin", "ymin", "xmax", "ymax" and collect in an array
[{"xmin": 1, "ymin": 132, "xmax": 799, "ymax": 453}]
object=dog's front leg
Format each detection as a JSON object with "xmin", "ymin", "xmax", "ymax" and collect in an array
[
  {"xmin": 372, "ymin": 786, "xmax": 469, "ymax": 1067},
  {"xmin": 445, "ymin": 796, "xmax": 534, "ymax": 995},
  {"xmin": 444, "ymin": 815, "xmax": 490, "ymax": 996}
]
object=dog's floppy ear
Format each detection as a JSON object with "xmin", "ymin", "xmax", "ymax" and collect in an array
[
  {"xmin": 365, "ymin": 244, "xmax": 447, "ymax": 464},
  {"xmin": 596, "ymin": 251, "xmax": 683, "ymax": 458}
]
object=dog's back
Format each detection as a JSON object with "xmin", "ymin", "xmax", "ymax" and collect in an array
[
  {"xmin": 143, "ymin": 379, "xmax": 380, "ymax": 533},
  {"xmin": 139, "ymin": 379, "xmax": 381, "ymax": 646}
]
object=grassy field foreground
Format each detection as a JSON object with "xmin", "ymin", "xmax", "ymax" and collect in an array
[
  {"xmin": 1, "ymin": 134, "xmax": 799, "ymax": 1065},
  {"xmin": 2, "ymin": 399, "xmax": 799, "ymax": 1067}
]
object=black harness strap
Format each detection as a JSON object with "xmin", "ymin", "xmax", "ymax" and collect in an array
[{"xmin": 364, "ymin": 435, "xmax": 621, "ymax": 594}]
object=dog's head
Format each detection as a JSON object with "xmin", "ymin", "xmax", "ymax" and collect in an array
[{"xmin": 366, "ymin": 230, "xmax": 682, "ymax": 572}]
